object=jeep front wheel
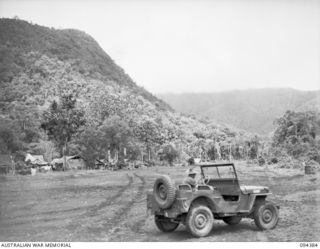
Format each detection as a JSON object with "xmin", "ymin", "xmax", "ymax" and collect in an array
[
  {"xmin": 155, "ymin": 216, "xmax": 179, "ymax": 232},
  {"xmin": 186, "ymin": 205, "xmax": 214, "ymax": 237},
  {"xmin": 223, "ymin": 216, "xmax": 242, "ymax": 225},
  {"xmin": 254, "ymin": 201, "xmax": 279, "ymax": 230}
]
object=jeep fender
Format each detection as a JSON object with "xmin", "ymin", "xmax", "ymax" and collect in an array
[
  {"xmin": 248, "ymin": 194, "xmax": 268, "ymax": 213},
  {"xmin": 187, "ymin": 195, "xmax": 218, "ymax": 213}
]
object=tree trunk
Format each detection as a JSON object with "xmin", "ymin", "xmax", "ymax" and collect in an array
[
  {"xmin": 11, "ymin": 155, "xmax": 15, "ymax": 175},
  {"xmin": 107, "ymin": 149, "xmax": 111, "ymax": 162},
  {"xmin": 115, "ymin": 150, "xmax": 118, "ymax": 163},
  {"xmin": 63, "ymin": 140, "xmax": 67, "ymax": 171},
  {"xmin": 216, "ymin": 142, "xmax": 221, "ymax": 161}
]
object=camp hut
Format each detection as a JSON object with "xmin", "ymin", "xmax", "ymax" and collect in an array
[
  {"xmin": 67, "ymin": 155, "xmax": 86, "ymax": 170},
  {"xmin": 0, "ymin": 154, "xmax": 12, "ymax": 174},
  {"xmin": 51, "ymin": 155, "xmax": 86, "ymax": 170},
  {"xmin": 25, "ymin": 153, "xmax": 48, "ymax": 167},
  {"xmin": 50, "ymin": 157, "xmax": 64, "ymax": 171}
]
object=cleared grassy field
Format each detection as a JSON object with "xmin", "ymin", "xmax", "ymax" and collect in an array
[{"xmin": 0, "ymin": 162, "xmax": 319, "ymax": 242}]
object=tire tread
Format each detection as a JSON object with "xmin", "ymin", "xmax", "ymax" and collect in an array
[
  {"xmin": 253, "ymin": 201, "xmax": 279, "ymax": 230},
  {"xmin": 186, "ymin": 204, "xmax": 214, "ymax": 237},
  {"xmin": 153, "ymin": 175, "xmax": 176, "ymax": 209}
]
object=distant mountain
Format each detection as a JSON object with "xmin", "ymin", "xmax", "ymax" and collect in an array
[{"xmin": 159, "ymin": 88, "xmax": 320, "ymax": 134}]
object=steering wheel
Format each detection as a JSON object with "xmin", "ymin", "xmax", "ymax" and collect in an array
[{"xmin": 204, "ymin": 177, "xmax": 212, "ymax": 184}]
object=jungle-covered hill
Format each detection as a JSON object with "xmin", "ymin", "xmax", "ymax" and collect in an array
[
  {"xmin": 0, "ymin": 18, "xmax": 253, "ymax": 165},
  {"xmin": 0, "ymin": 18, "xmax": 171, "ymax": 111},
  {"xmin": 159, "ymin": 89, "xmax": 320, "ymax": 135},
  {"xmin": 1, "ymin": 18, "xmax": 318, "ymax": 169}
]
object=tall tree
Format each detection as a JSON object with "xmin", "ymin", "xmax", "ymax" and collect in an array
[
  {"xmin": 160, "ymin": 143, "xmax": 179, "ymax": 165},
  {"xmin": 0, "ymin": 118, "xmax": 23, "ymax": 153},
  {"xmin": 41, "ymin": 94, "xmax": 85, "ymax": 169},
  {"xmin": 133, "ymin": 119, "xmax": 165, "ymax": 161},
  {"xmin": 272, "ymin": 110, "xmax": 320, "ymax": 162}
]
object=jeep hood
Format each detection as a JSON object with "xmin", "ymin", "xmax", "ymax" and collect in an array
[{"xmin": 240, "ymin": 185, "xmax": 269, "ymax": 194}]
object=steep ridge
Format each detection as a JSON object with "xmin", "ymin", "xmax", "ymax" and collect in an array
[{"xmin": 0, "ymin": 18, "xmax": 172, "ymax": 112}]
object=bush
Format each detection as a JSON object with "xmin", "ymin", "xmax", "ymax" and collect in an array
[
  {"xmin": 277, "ymin": 157, "xmax": 302, "ymax": 169},
  {"xmin": 17, "ymin": 168, "xmax": 31, "ymax": 175},
  {"xmin": 15, "ymin": 161, "xmax": 26, "ymax": 170},
  {"xmin": 306, "ymin": 160, "xmax": 320, "ymax": 171},
  {"xmin": 13, "ymin": 150, "xmax": 26, "ymax": 162},
  {"xmin": 116, "ymin": 160, "xmax": 128, "ymax": 169},
  {"xmin": 269, "ymin": 157, "xmax": 278, "ymax": 164},
  {"xmin": 160, "ymin": 144, "xmax": 179, "ymax": 166},
  {"xmin": 258, "ymin": 156, "xmax": 266, "ymax": 166},
  {"xmin": 187, "ymin": 157, "xmax": 195, "ymax": 165}
]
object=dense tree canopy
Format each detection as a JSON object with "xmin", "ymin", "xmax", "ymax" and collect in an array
[
  {"xmin": 272, "ymin": 110, "xmax": 320, "ymax": 162},
  {"xmin": 0, "ymin": 118, "xmax": 23, "ymax": 153},
  {"xmin": 41, "ymin": 94, "xmax": 86, "ymax": 153}
]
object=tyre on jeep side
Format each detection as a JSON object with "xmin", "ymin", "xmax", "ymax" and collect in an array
[
  {"xmin": 186, "ymin": 204, "xmax": 214, "ymax": 237},
  {"xmin": 254, "ymin": 201, "xmax": 279, "ymax": 230},
  {"xmin": 154, "ymin": 215, "xmax": 179, "ymax": 232},
  {"xmin": 153, "ymin": 175, "xmax": 176, "ymax": 209}
]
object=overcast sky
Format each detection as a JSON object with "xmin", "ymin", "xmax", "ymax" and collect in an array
[{"xmin": 0, "ymin": 0, "xmax": 319, "ymax": 94}]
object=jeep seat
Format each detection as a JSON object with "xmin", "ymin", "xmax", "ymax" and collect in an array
[
  {"xmin": 196, "ymin": 185, "xmax": 214, "ymax": 191},
  {"xmin": 178, "ymin": 184, "xmax": 192, "ymax": 191},
  {"xmin": 240, "ymin": 185, "xmax": 269, "ymax": 194}
]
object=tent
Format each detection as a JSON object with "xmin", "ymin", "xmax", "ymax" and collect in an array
[
  {"xmin": 25, "ymin": 153, "xmax": 48, "ymax": 166},
  {"xmin": 67, "ymin": 155, "xmax": 86, "ymax": 170},
  {"xmin": 51, "ymin": 155, "xmax": 86, "ymax": 170}
]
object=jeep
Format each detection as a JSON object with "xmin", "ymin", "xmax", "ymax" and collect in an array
[{"xmin": 147, "ymin": 163, "xmax": 279, "ymax": 237}]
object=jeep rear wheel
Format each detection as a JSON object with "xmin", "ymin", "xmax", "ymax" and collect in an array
[
  {"xmin": 186, "ymin": 205, "xmax": 214, "ymax": 237},
  {"xmin": 155, "ymin": 216, "xmax": 179, "ymax": 232},
  {"xmin": 223, "ymin": 216, "xmax": 242, "ymax": 225},
  {"xmin": 153, "ymin": 175, "xmax": 176, "ymax": 209},
  {"xmin": 254, "ymin": 201, "xmax": 279, "ymax": 230}
]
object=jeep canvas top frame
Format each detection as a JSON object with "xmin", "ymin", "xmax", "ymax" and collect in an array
[{"xmin": 147, "ymin": 162, "xmax": 279, "ymax": 237}]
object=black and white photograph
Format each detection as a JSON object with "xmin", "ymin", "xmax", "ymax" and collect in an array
[{"xmin": 0, "ymin": 0, "xmax": 319, "ymax": 244}]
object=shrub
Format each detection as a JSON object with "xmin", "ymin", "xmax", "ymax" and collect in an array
[
  {"xmin": 270, "ymin": 157, "xmax": 278, "ymax": 164},
  {"xmin": 258, "ymin": 156, "xmax": 266, "ymax": 166},
  {"xmin": 160, "ymin": 144, "xmax": 179, "ymax": 166},
  {"xmin": 187, "ymin": 157, "xmax": 195, "ymax": 165}
]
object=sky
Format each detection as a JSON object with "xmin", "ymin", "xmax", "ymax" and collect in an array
[{"xmin": 0, "ymin": 0, "xmax": 319, "ymax": 94}]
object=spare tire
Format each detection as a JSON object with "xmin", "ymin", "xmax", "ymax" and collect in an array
[{"xmin": 153, "ymin": 175, "xmax": 176, "ymax": 209}]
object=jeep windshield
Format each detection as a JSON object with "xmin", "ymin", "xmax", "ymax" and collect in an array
[{"xmin": 201, "ymin": 164, "xmax": 237, "ymax": 179}]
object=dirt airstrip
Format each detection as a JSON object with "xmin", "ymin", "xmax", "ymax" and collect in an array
[{"xmin": 0, "ymin": 162, "xmax": 319, "ymax": 242}]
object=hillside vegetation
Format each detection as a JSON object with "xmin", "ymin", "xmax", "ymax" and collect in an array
[
  {"xmin": 0, "ymin": 18, "xmax": 170, "ymax": 110},
  {"xmin": 159, "ymin": 89, "xmax": 320, "ymax": 134},
  {"xmin": 0, "ymin": 18, "xmax": 257, "ymax": 167},
  {"xmin": 0, "ymin": 18, "xmax": 319, "ymax": 171}
]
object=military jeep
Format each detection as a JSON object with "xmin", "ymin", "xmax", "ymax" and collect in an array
[{"xmin": 147, "ymin": 163, "xmax": 279, "ymax": 237}]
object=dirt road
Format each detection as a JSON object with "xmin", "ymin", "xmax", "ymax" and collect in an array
[{"xmin": 0, "ymin": 163, "xmax": 319, "ymax": 241}]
